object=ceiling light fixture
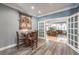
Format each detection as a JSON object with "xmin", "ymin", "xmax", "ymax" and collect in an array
[
  {"xmin": 38, "ymin": 11, "xmax": 41, "ymax": 14},
  {"xmin": 31, "ymin": 6, "xmax": 35, "ymax": 10}
]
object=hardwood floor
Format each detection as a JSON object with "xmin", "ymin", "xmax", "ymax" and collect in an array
[{"xmin": 0, "ymin": 39, "xmax": 78, "ymax": 55}]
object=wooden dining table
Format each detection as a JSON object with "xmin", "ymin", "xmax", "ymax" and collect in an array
[
  {"xmin": 17, "ymin": 29, "xmax": 38, "ymax": 50},
  {"xmin": 21, "ymin": 30, "xmax": 38, "ymax": 47}
]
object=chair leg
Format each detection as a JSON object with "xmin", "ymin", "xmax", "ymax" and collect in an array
[
  {"xmin": 17, "ymin": 40, "xmax": 19, "ymax": 49},
  {"xmin": 31, "ymin": 40, "xmax": 34, "ymax": 50},
  {"xmin": 32, "ymin": 46, "xmax": 33, "ymax": 50},
  {"xmin": 36, "ymin": 41, "xmax": 38, "ymax": 48},
  {"xmin": 36, "ymin": 40, "xmax": 38, "ymax": 48},
  {"xmin": 16, "ymin": 31, "xmax": 20, "ymax": 49}
]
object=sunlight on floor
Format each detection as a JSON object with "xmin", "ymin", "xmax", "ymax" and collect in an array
[{"xmin": 46, "ymin": 35, "xmax": 67, "ymax": 44}]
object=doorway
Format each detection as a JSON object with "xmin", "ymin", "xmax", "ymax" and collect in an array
[{"xmin": 45, "ymin": 17, "xmax": 67, "ymax": 43}]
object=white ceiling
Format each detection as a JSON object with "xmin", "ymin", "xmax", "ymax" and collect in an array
[{"xmin": 3, "ymin": 3, "xmax": 78, "ymax": 17}]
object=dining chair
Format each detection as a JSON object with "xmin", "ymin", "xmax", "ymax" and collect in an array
[
  {"xmin": 16, "ymin": 31, "xmax": 25, "ymax": 49},
  {"xmin": 28, "ymin": 31, "xmax": 38, "ymax": 50}
]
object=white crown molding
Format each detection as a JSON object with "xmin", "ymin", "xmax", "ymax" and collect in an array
[
  {"xmin": 0, "ymin": 44, "xmax": 16, "ymax": 51},
  {"xmin": 37, "ymin": 5, "xmax": 78, "ymax": 18}
]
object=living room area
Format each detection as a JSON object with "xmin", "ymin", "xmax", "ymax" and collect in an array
[{"xmin": 45, "ymin": 18, "xmax": 67, "ymax": 42}]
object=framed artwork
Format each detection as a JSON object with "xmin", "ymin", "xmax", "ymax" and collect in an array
[{"xmin": 19, "ymin": 14, "xmax": 32, "ymax": 30}]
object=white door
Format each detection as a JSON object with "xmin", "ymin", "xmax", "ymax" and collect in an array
[
  {"xmin": 67, "ymin": 12, "xmax": 79, "ymax": 53},
  {"xmin": 38, "ymin": 21, "xmax": 46, "ymax": 39}
]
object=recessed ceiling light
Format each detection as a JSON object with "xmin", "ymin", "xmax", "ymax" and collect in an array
[
  {"xmin": 31, "ymin": 6, "xmax": 35, "ymax": 10},
  {"xmin": 38, "ymin": 11, "xmax": 41, "ymax": 14}
]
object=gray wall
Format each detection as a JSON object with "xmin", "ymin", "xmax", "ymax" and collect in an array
[
  {"xmin": 0, "ymin": 4, "xmax": 38, "ymax": 48},
  {"xmin": 0, "ymin": 4, "xmax": 19, "ymax": 48}
]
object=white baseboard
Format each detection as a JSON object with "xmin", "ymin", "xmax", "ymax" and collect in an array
[{"xmin": 0, "ymin": 44, "xmax": 16, "ymax": 51}]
